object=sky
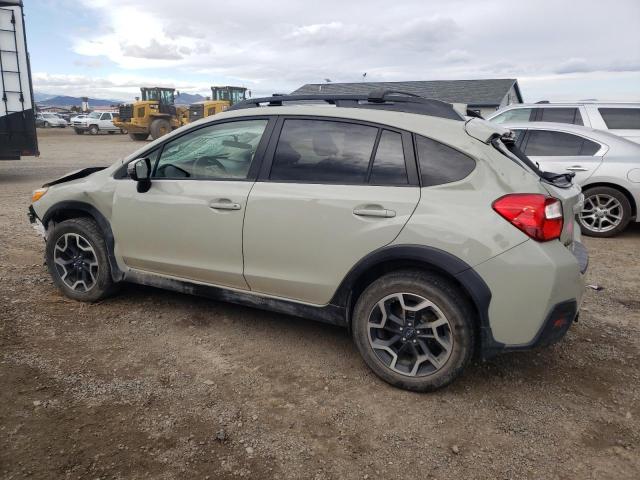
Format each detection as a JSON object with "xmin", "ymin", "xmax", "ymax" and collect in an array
[{"xmin": 25, "ymin": 0, "xmax": 640, "ymax": 102}]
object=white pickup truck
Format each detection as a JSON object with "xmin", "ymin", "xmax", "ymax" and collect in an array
[{"xmin": 73, "ymin": 111, "xmax": 123, "ymax": 135}]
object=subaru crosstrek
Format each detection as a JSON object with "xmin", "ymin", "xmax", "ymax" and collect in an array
[{"xmin": 28, "ymin": 91, "xmax": 588, "ymax": 391}]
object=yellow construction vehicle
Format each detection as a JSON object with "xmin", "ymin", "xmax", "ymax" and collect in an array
[
  {"xmin": 115, "ymin": 87, "xmax": 188, "ymax": 141},
  {"xmin": 188, "ymin": 86, "xmax": 248, "ymax": 122}
]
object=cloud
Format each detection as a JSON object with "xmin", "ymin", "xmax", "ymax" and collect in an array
[
  {"xmin": 36, "ymin": 0, "xmax": 640, "ymax": 100},
  {"xmin": 120, "ymin": 39, "xmax": 183, "ymax": 60}
]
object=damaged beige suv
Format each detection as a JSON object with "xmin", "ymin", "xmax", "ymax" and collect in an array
[{"xmin": 29, "ymin": 91, "xmax": 588, "ymax": 391}]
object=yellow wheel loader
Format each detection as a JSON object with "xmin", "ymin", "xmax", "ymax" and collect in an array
[
  {"xmin": 188, "ymin": 86, "xmax": 247, "ymax": 122},
  {"xmin": 114, "ymin": 87, "xmax": 188, "ymax": 141}
]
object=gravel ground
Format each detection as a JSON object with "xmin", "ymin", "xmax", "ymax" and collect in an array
[{"xmin": 1, "ymin": 128, "xmax": 639, "ymax": 480}]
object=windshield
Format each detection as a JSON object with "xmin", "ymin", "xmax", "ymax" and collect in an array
[{"xmin": 88, "ymin": 112, "xmax": 101, "ymax": 119}]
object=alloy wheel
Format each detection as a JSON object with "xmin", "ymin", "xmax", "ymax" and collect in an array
[
  {"xmin": 579, "ymin": 194, "xmax": 623, "ymax": 233},
  {"xmin": 53, "ymin": 233, "xmax": 99, "ymax": 292},
  {"xmin": 367, "ymin": 292, "xmax": 453, "ymax": 377}
]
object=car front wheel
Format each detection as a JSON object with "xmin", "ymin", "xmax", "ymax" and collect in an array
[
  {"xmin": 45, "ymin": 218, "xmax": 117, "ymax": 302},
  {"xmin": 578, "ymin": 186, "xmax": 631, "ymax": 237},
  {"xmin": 89, "ymin": 125, "xmax": 99, "ymax": 135},
  {"xmin": 352, "ymin": 270, "xmax": 475, "ymax": 392}
]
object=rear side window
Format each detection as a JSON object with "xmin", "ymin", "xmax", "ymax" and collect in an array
[
  {"xmin": 523, "ymin": 130, "xmax": 600, "ymax": 156},
  {"xmin": 415, "ymin": 135, "xmax": 476, "ymax": 187},
  {"xmin": 491, "ymin": 108, "xmax": 534, "ymax": 124},
  {"xmin": 270, "ymin": 119, "xmax": 377, "ymax": 183},
  {"xmin": 369, "ymin": 130, "xmax": 408, "ymax": 185},
  {"xmin": 537, "ymin": 108, "xmax": 583, "ymax": 125},
  {"xmin": 598, "ymin": 108, "xmax": 640, "ymax": 129}
]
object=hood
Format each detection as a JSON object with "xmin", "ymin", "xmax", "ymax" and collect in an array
[
  {"xmin": 42, "ymin": 167, "xmax": 106, "ymax": 188},
  {"xmin": 464, "ymin": 117, "xmax": 510, "ymax": 144}
]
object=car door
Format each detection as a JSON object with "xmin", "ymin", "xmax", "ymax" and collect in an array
[
  {"xmin": 243, "ymin": 117, "xmax": 421, "ymax": 305},
  {"xmin": 518, "ymin": 128, "xmax": 605, "ymax": 184},
  {"xmin": 111, "ymin": 117, "xmax": 273, "ymax": 289}
]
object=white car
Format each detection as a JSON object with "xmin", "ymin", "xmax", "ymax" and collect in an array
[
  {"xmin": 73, "ymin": 111, "xmax": 122, "ymax": 135},
  {"xmin": 36, "ymin": 112, "xmax": 67, "ymax": 128},
  {"xmin": 70, "ymin": 114, "xmax": 88, "ymax": 124},
  {"xmin": 502, "ymin": 122, "xmax": 640, "ymax": 237},
  {"xmin": 488, "ymin": 102, "xmax": 640, "ymax": 144}
]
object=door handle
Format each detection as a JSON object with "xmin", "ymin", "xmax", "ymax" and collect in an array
[
  {"xmin": 353, "ymin": 208, "xmax": 396, "ymax": 218},
  {"xmin": 209, "ymin": 199, "xmax": 241, "ymax": 210},
  {"xmin": 566, "ymin": 165, "xmax": 588, "ymax": 172}
]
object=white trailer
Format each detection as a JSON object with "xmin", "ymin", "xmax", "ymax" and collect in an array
[{"xmin": 0, "ymin": 0, "xmax": 37, "ymax": 159}]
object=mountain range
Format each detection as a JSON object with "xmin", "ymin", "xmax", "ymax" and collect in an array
[{"xmin": 34, "ymin": 92, "xmax": 207, "ymax": 107}]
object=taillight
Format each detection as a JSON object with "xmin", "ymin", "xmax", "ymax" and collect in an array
[{"xmin": 493, "ymin": 194, "xmax": 563, "ymax": 242}]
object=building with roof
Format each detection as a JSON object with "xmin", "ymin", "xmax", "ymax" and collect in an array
[{"xmin": 292, "ymin": 79, "xmax": 523, "ymax": 118}]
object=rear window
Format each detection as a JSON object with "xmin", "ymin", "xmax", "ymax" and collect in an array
[
  {"xmin": 270, "ymin": 119, "xmax": 378, "ymax": 184},
  {"xmin": 598, "ymin": 108, "xmax": 640, "ymax": 130},
  {"xmin": 538, "ymin": 108, "xmax": 583, "ymax": 125},
  {"xmin": 415, "ymin": 135, "xmax": 475, "ymax": 186},
  {"xmin": 369, "ymin": 130, "xmax": 408, "ymax": 185},
  {"xmin": 523, "ymin": 130, "xmax": 600, "ymax": 156}
]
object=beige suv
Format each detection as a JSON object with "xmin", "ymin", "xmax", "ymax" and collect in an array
[{"xmin": 29, "ymin": 91, "xmax": 588, "ymax": 391}]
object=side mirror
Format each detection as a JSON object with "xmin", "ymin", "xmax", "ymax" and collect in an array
[{"xmin": 127, "ymin": 158, "xmax": 152, "ymax": 193}]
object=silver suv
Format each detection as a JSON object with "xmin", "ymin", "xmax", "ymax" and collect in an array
[
  {"xmin": 488, "ymin": 102, "xmax": 640, "ymax": 144},
  {"xmin": 28, "ymin": 91, "xmax": 588, "ymax": 391}
]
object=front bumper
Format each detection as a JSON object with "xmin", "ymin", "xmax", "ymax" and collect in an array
[{"xmin": 28, "ymin": 205, "xmax": 46, "ymax": 238}]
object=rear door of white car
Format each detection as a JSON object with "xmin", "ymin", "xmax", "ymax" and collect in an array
[
  {"xmin": 517, "ymin": 128, "xmax": 605, "ymax": 184},
  {"xmin": 242, "ymin": 117, "xmax": 420, "ymax": 305}
]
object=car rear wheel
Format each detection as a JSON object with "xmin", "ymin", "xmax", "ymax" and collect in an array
[
  {"xmin": 45, "ymin": 218, "xmax": 118, "ymax": 302},
  {"xmin": 578, "ymin": 186, "xmax": 631, "ymax": 237},
  {"xmin": 352, "ymin": 270, "xmax": 474, "ymax": 392},
  {"xmin": 43, "ymin": 121, "xmax": 49, "ymax": 128},
  {"xmin": 89, "ymin": 125, "xmax": 99, "ymax": 135}
]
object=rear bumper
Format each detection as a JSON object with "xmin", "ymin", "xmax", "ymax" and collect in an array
[{"xmin": 476, "ymin": 239, "xmax": 588, "ymax": 358}]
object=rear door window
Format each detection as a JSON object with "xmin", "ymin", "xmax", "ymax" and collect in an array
[
  {"xmin": 369, "ymin": 130, "xmax": 408, "ymax": 185},
  {"xmin": 537, "ymin": 108, "xmax": 583, "ymax": 125},
  {"xmin": 415, "ymin": 135, "xmax": 476, "ymax": 186},
  {"xmin": 598, "ymin": 108, "xmax": 640, "ymax": 129},
  {"xmin": 269, "ymin": 119, "xmax": 378, "ymax": 184},
  {"xmin": 523, "ymin": 130, "xmax": 599, "ymax": 156}
]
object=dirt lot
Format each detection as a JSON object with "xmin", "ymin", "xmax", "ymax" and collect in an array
[{"xmin": 1, "ymin": 128, "xmax": 639, "ymax": 479}]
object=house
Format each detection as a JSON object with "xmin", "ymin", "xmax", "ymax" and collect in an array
[{"xmin": 292, "ymin": 79, "xmax": 523, "ymax": 118}]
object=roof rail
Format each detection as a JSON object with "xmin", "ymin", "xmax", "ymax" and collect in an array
[{"xmin": 228, "ymin": 90, "xmax": 464, "ymax": 121}]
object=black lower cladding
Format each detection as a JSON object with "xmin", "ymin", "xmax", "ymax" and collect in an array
[
  {"xmin": 0, "ymin": 109, "xmax": 39, "ymax": 159},
  {"xmin": 570, "ymin": 241, "xmax": 589, "ymax": 274}
]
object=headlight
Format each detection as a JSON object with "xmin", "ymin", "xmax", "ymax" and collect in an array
[{"xmin": 31, "ymin": 187, "xmax": 48, "ymax": 203}]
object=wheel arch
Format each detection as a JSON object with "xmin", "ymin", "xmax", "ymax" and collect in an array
[
  {"xmin": 41, "ymin": 201, "xmax": 124, "ymax": 281},
  {"xmin": 330, "ymin": 244, "xmax": 497, "ymax": 355},
  {"xmin": 582, "ymin": 182, "xmax": 637, "ymax": 219}
]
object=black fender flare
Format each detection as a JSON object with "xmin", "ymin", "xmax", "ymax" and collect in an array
[
  {"xmin": 41, "ymin": 200, "xmax": 124, "ymax": 281},
  {"xmin": 330, "ymin": 244, "xmax": 501, "ymax": 356}
]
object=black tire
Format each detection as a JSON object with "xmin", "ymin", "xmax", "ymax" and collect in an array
[
  {"xmin": 578, "ymin": 186, "xmax": 632, "ymax": 238},
  {"xmin": 129, "ymin": 132, "xmax": 149, "ymax": 141},
  {"xmin": 352, "ymin": 270, "xmax": 475, "ymax": 392},
  {"xmin": 43, "ymin": 121, "xmax": 50, "ymax": 128},
  {"xmin": 45, "ymin": 218, "xmax": 118, "ymax": 302},
  {"xmin": 120, "ymin": 128, "xmax": 127, "ymax": 134},
  {"xmin": 89, "ymin": 125, "xmax": 99, "ymax": 135},
  {"xmin": 150, "ymin": 118, "xmax": 171, "ymax": 140},
  {"xmin": 74, "ymin": 128, "xmax": 85, "ymax": 135}
]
